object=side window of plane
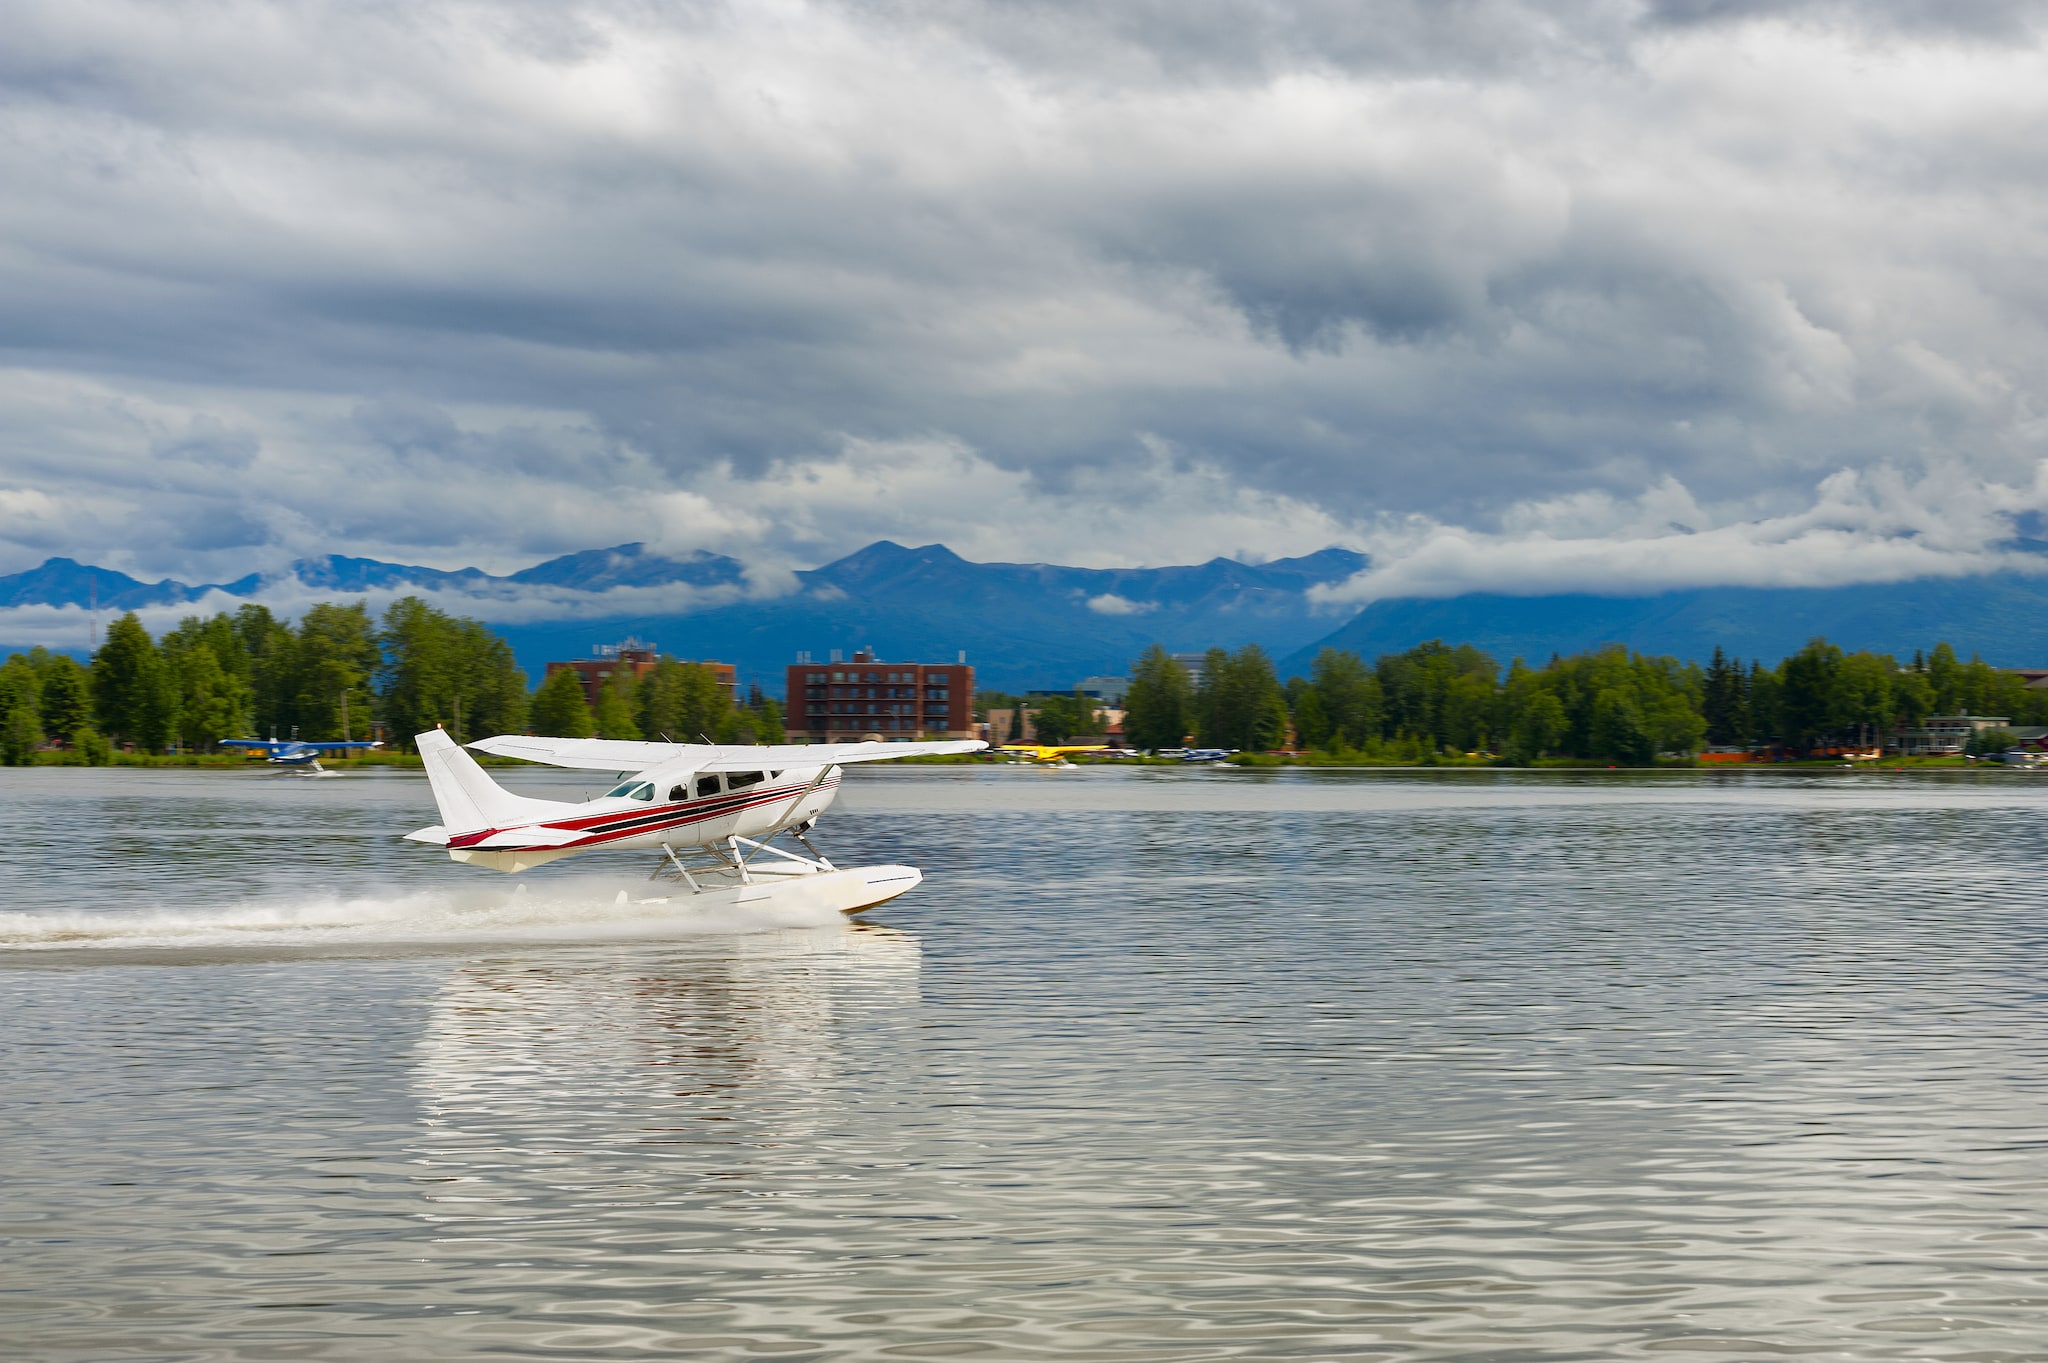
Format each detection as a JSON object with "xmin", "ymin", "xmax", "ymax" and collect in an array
[
  {"xmin": 728, "ymin": 771, "xmax": 765, "ymax": 790},
  {"xmin": 695, "ymin": 774, "xmax": 722, "ymax": 799},
  {"xmin": 605, "ymin": 780, "xmax": 656, "ymax": 801},
  {"xmin": 667, "ymin": 785, "xmax": 686, "ymax": 803}
]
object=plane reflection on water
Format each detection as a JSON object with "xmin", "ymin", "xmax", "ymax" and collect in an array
[{"xmin": 407, "ymin": 923, "xmax": 921, "ymax": 1198}]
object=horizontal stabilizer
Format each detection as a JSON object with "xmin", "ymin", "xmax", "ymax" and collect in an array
[{"xmin": 405, "ymin": 825, "xmax": 449, "ymax": 846}]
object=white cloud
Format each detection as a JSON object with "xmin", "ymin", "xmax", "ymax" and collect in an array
[
  {"xmin": 0, "ymin": 1, "xmax": 2046, "ymax": 597},
  {"xmin": 1085, "ymin": 593, "xmax": 1154, "ymax": 615},
  {"xmin": 1317, "ymin": 464, "xmax": 2048, "ymax": 604}
]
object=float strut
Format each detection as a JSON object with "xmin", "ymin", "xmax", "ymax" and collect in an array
[{"xmin": 655, "ymin": 842, "xmax": 702, "ymax": 891}]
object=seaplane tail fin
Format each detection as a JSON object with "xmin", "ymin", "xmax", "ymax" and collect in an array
[{"xmin": 416, "ymin": 729, "xmax": 568, "ymax": 834}]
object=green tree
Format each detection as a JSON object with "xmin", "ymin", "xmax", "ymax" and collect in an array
[
  {"xmin": 1198, "ymin": 645, "xmax": 1289, "ymax": 750},
  {"xmin": 637, "ymin": 658, "xmax": 730, "ymax": 743},
  {"xmin": 1289, "ymin": 682, "xmax": 1332, "ymax": 750},
  {"xmin": 593, "ymin": 665, "xmax": 642, "ymax": 740},
  {"xmin": 1377, "ymin": 641, "xmax": 1496, "ymax": 749},
  {"xmin": 169, "ymin": 642, "xmax": 249, "ymax": 750},
  {"xmin": 1507, "ymin": 690, "xmax": 1566, "ymax": 765},
  {"xmin": 231, "ymin": 604, "xmax": 295, "ymax": 737},
  {"xmin": 1891, "ymin": 665, "xmax": 1934, "ymax": 731},
  {"xmin": 32, "ymin": 651, "xmax": 93, "ymax": 741},
  {"xmin": 1308, "ymin": 648, "xmax": 1383, "ymax": 750},
  {"xmin": 1520, "ymin": 645, "xmax": 1699, "ymax": 761},
  {"xmin": 531, "ymin": 667, "xmax": 596, "ymax": 737},
  {"xmin": 1926, "ymin": 642, "xmax": 1963, "ymax": 714},
  {"xmin": 0, "ymin": 656, "xmax": 40, "ymax": 740},
  {"xmin": 1778, "ymin": 638, "xmax": 1845, "ymax": 751},
  {"xmin": 1747, "ymin": 661, "xmax": 1780, "ymax": 745},
  {"xmin": 70, "ymin": 724, "xmax": 112, "ymax": 766},
  {"xmin": 1030, "ymin": 692, "xmax": 1101, "ymax": 745},
  {"xmin": 290, "ymin": 603, "xmax": 380, "ymax": 740},
  {"xmin": 2, "ymin": 694, "xmax": 42, "ymax": 764},
  {"xmin": 1124, "ymin": 644, "xmax": 1192, "ymax": 750},
  {"xmin": 92, "ymin": 613, "xmax": 176, "ymax": 751},
  {"xmin": 1701, "ymin": 646, "xmax": 1749, "ymax": 745},
  {"xmin": 1589, "ymin": 688, "xmax": 1654, "ymax": 764},
  {"xmin": 378, "ymin": 598, "xmax": 528, "ymax": 746},
  {"xmin": 1956, "ymin": 655, "xmax": 2002, "ymax": 718},
  {"xmin": 1968, "ymin": 726, "xmax": 2020, "ymax": 757},
  {"xmin": 1833, "ymin": 651, "xmax": 1896, "ymax": 750},
  {"xmin": 738, "ymin": 684, "xmax": 784, "ymax": 743}
]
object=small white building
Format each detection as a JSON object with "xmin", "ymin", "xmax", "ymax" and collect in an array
[{"xmin": 1893, "ymin": 715, "xmax": 2010, "ymax": 756}]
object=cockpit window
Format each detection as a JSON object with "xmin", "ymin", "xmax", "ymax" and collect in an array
[
  {"xmin": 605, "ymin": 780, "xmax": 655, "ymax": 801},
  {"xmin": 728, "ymin": 770, "xmax": 765, "ymax": 790},
  {"xmin": 667, "ymin": 785, "xmax": 686, "ymax": 803}
]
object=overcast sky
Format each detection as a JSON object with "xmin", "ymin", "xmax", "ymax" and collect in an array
[{"xmin": 2, "ymin": 0, "xmax": 2046, "ymax": 602}]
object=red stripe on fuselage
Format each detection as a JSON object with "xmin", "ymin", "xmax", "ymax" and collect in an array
[{"xmin": 447, "ymin": 777, "xmax": 837, "ymax": 852}]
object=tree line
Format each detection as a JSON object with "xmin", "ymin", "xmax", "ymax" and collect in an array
[
  {"xmin": 1118, "ymin": 637, "xmax": 2048, "ymax": 763},
  {"xmin": 529, "ymin": 658, "xmax": 782, "ymax": 746},
  {"xmin": 0, "ymin": 599, "xmax": 777, "ymax": 763}
]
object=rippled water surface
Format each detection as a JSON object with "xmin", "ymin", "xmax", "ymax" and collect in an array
[{"xmin": 5, "ymin": 763, "xmax": 2048, "ymax": 1360}]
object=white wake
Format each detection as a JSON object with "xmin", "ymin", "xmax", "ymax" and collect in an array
[{"xmin": 0, "ymin": 878, "xmax": 851, "ymax": 951}]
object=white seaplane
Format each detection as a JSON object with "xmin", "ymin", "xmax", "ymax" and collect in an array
[{"xmin": 406, "ymin": 729, "xmax": 986, "ymax": 916}]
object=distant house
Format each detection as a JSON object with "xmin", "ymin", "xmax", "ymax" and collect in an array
[
  {"xmin": 1892, "ymin": 715, "xmax": 2010, "ymax": 757},
  {"xmin": 984, "ymin": 707, "xmax": 1032, "ymax": 746}
]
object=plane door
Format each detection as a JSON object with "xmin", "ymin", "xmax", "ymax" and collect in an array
[{"xmin": 683, "ymin": 771, "xmax": 738, "ymax": 845}]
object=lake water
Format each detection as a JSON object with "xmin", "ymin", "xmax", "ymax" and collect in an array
[{"xmin": 3, "ymin": 763, "xmax": 2048, "ymax": 1360}]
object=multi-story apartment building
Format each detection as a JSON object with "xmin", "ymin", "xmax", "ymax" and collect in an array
[{"xmin": 784, "ymin": 648, "xmax": 975, "ymax": 742}]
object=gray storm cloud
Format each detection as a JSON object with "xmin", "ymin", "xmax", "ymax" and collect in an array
[{"xmin": 0, "ymin": 0, "xmax": 2044, "ymax": 591}]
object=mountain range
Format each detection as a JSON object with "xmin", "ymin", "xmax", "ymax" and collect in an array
[
  {"xmin": 6, "ymin": 541, "xmax": 2048, "ymax": 690},
  {"xmin": 1276, "ymin": 573, "xmax": 2048, "ymax": 677},
  {"xmin": 0, "ymin": 541, "xmax": 1369, "ymax": 690}
]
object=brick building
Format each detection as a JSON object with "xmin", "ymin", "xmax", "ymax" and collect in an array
[
  {"xmin": 547, "ymin": 640, "xmax": 736, "ymax": 710},
  {"xmin": 785, "ymin": 648, "xmax": 975, "ymax": 742}
]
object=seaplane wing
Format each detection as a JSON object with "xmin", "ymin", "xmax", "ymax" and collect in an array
[
  {"xmin": 221, "ymin": 737, "xmax": 384, "ymax": 767},
  {"xmin": 465, "ymin": 735, "xmax": 986, "ymax": 771},
  {"xmin": 462, "ymin": 736, "xmax": 686, "ymax": 771},
  {"xmin": 1002, "ymin": 744, "xmax": 1111, "ymax": 761}
]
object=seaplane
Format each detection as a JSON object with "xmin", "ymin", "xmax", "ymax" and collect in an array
[
  {"xmin": 222, "ymin": 736, "xmax": 384, "ymax": 772},
  {"xmin": 406, "ymin": 729, "xmax": 987, "ymax": 916},
  {"xmin": 1000, "ymin": 743, "xmax": 1111, "ymax": 768}
]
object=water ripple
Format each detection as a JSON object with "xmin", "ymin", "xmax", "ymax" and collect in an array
[{"xmin": 3, "ymin": 767, "xmax": 2048, "ymax": 1358}]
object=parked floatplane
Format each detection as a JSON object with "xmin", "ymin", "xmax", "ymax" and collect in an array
[{"xmin": 407, "ymin": 729, "xmax": 986, "ymax": 915}]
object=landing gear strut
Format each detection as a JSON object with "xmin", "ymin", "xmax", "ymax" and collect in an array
[{"xmin": 648, "ymin": 824, "xmax": 837, "ymax": 892}]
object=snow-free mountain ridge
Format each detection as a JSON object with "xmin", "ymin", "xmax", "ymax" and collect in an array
[
  {"xmin": 0, "ymin": 541, "xmax": 1369, "ymax": 691},
  {"xmin": 12, "ymin": 542, "xmax": 2048, "ymax": 690}
]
